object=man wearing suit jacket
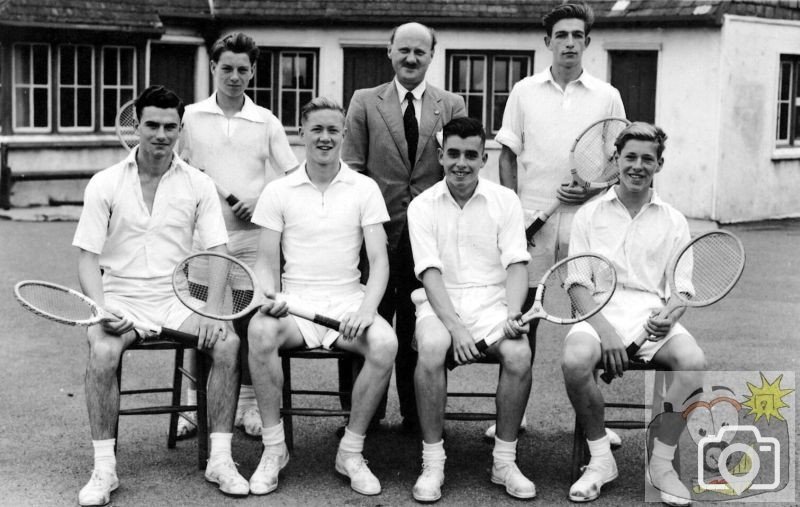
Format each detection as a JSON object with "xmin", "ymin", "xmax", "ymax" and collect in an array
[{"xmin": 343, "ymin": 22, "xmax": 466, "ymax": 431}]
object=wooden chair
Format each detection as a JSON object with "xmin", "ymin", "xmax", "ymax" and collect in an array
[
  {"xmin": 570, "ymin": 361, "xmax": 671, "ymax": 482},
  {"xmin": 280, "ymin": 347, "xmax": 359, "ymax": 451},
  {"xmin": 116, "ymin": 339, "xmax": 209, "ymax": 469}
]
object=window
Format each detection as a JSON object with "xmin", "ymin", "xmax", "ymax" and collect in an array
[
  {"xmin": 58, "ymin": 45, "xmax": 95, "ymax": 130},
  {"xmin": 13, "ymin": 43, "xmax": 51, "ymax": 131},
  {"xmin": 777, "ymin": 55, "xmax": 800, "ymax": 147},
  {"xmin": 447, "ymin": 51, "xmax": 533, "ymax": 134},
  {"xmin": 247, "ymin": 48, "xmax": 317, "ymax": 131},
  {"xmin": 101, "ymin": 46, "xmax": 137, "ymax": 129}
]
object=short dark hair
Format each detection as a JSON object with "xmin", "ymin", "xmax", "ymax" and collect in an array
[
  {"xmin": 389, "ymin": 23, "xmax": 437, "ymax": 51},
  {"xmin": 134, "ymin": 85, "xmax": 184, "ymax": 121},
  {"xmin": 210, "ymin": 32, "xmax": 260, "ymax": 65},
  {"xmin": 614, "ymin": 122, "xmax": 668, "ymax": 158},
  {"xmin": 442, "ymin": 117, "xmax": 486, "ymax": 148},
  {"xmin": 300, "ymin": 96, "xmax": 346, "ymax": 125},
  {"xmin": 543, "ymin": 3, "xmax": 595, "ymax": 37}
]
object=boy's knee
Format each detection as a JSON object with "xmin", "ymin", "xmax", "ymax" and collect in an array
[
  {"xmin": 498, "ymin": 340, "xmax": 532, "ymax": 375},
  {"xmin": 365, "ymin": 324, "xmax": 398, "ymax": 365},
  {"xmin": 561, "ymin": 338, "xmax": 597, "ymax": 379},
  {"xmin": 414, "ymin": 330, "xmax": 449, "ymax": 371},
  {"xmin": 248, "ymin": 315, "xmax": 282, "ymax": 355},
  {"xmin": 87, "ymin": 332, "xmax": 123, "ymax": 371}
]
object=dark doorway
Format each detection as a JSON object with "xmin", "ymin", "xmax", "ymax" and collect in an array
[
  {"xmin": 342, "ymin": 47, "xmax": 394, "ymax": 110},
  {"xmin": 609, "ymin": 50, "xmax": 658, "ymax": 124},
  {"xmin": 150, "ymin": 43, "xmax": 197, "ymax": 104}
]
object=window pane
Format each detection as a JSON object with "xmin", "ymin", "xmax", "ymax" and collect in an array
[
  {"xmin": 15, "ymin": 88, "xmax": 31, "ymax": 128},
  {"xmin": 60, "ymin": 88, "xmax": 74, "ymax": 126},
  {"xmin": 452, "ymin": 56, "xmax": 467, "ymax": 93},
  {"xmin": 494, "ymin": 57, "xmax": 508, "ymax": 92},
  {"xmin": 77, "ymin": 88, "xmax": 92, "ymax": 127},
  {"xmin": 15, "ymin": 46, "xmax": 31, "ymax": 84},
  {"xmin": 511, "ymin": 58, "xmax": 526, "ymax": 84},
  {"xmin": 33, "ymin": 45, "xmax": 49, "ymax": 84},
  {"xmin": 256, "ymin": 90, "xmax": 271, "ymax": 109},
  {"xmin": 470, "ymin": 57, "xmax": 484, "ymax": 92},
  {"xmin": 467, "ymin": 95, "xmax": 483, "ymax": 121},
  {"xmin": 281, "ymin": 91, "xmax": 296, "ymax": 126},
  {"xmin": 78, "ymin": 46, "xmax": 93, "ymax": 85},
  {"xmin": 298, "ymin": 54, "xmax": 313, "ymax": 88},
  {"xmin": 60, "ymin": 46, "xmax": 75, "ymax": 84},
  {"xmin": 254, "ymin": 52, "xmax": 272, "ymax": 88},
  {"xmin": 493, "ymin": 95, "xmax": 509, "ymax": 132},
  {"xmin": 779, "ymin": 62, "xmax": 790, "ymax": 100},
  {"xmin": 281, "ymin": 55, "xmax": 294, "ymax": 87},
  {"xmin": 33, "ymin": 88, "xmax": 48, "ymax": 126},
  {"xmin": 103, "ymin": 49, "xmax": 117, "ymax": 84},
  {"xmin": 103, "ymin": 89, "xmax": 116, "ymax": 126},
  {"xmin": 120, "ymin": 48, "xmax": 134, "ymax": 85}
]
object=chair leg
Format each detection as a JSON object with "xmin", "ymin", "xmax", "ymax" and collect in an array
[
  {"xmin": 196, "ymin": 352, "xmax": 209, "ymax": 470},
  {"xmin": 167, "ymin": 348, "xmax": 184, "ymax": 449},
  {"xmin": 282, "ymin": 355, "xmax": 294, "ymax": 452},
  {"xmin": 114, "ymin": 358, "xmax": 123, "ymax": 454},
  {"xmin": 571, "ymin": 417, "xmax": 588, "ymax": 484}
]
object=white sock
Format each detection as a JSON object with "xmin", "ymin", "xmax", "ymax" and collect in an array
[
  {"xmin": 92, "ymin": 439, "xmax": 116, "ymax": 473},
  {"xmin": 261, "ymin": 420, "xmax": 286, "ymax": 450},
  {"xmin": 338, "ymin": 427, "xmax": 365, "ymax": 455},
  {"xmin": 209, "ymin": 432, "xmax": 232, "ymax": 461},
  {"xmin": 587, "ymin": 434, "xmax": 612, "ymax": 458},
  {"xmin": 422, "ymin": 440, "xmax": 446, "ymax": 468},
  {"xmin": 651, "ymin": 438, "xmax": 677, "ymax": 464},
  {"xmin": 492, "ymin": 436, "xmax": 517, "ymax": 466},
  {"xmin": 237, "ymin": 385, "xmax": 256, "ymax": 411},
  {"xmin": 186, "ymin": 388, "xmax": 197, "ymax": 407}
]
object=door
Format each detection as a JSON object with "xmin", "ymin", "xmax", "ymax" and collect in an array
[
  {"xmin": 342, "ymin": 47, "xmax": 394, "ymax": 110},
  {"xmin": 149, "ymin": 43, "xmax": 197, "ymax": 104},
  {"xmin": 609, "ymin": 50, "xmax": 658, "ymax": 123}
]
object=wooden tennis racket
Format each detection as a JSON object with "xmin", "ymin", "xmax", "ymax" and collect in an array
[
  {"xmin": 14, "ymin": 280, "xmax": 197, "ymax": 345},
  {"xmin": 445, "ymin": 253, "xmax": 617, "ymax": 369},
  {"xmin": 525, "ymin": 117, "xmax": 631, "ymax": 242},
  {"xmin": 600, "ymin": 230, "xmax": 746, "ymax": 383}
]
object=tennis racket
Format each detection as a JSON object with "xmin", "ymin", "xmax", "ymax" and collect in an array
[
  {"xmin": 14, "ymin": 280, "xmax": 197, "ymax": 345},
  {"xmin": 445, "ymin": 253, "xmax": 617, "ymax": 369},
  {"xmin": 525, "ymin": 117, "xmax": 631, "ymax": 243},
  {"xmin": 172, "ymin": 251, "xmax": 343, "ymax": 331},
  {"xmin": 600, "ymin": 230, "xmax": 745, "ymax": 383},
  {"xmin": 115, "ymin": 100, "xmax": 240, "ymax": 206}
]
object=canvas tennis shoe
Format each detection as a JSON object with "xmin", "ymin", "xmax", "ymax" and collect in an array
[
  {"xmin": 78, "ymin": 469, "xmax": 119, "ymax": 506},
  {"xmin": 235, "ymin": 406, "xmax": 262, "ymax": 437},
  {"xmin": 204, "ymin": 456, "xmax": 249, "ymax": 496},
  {"xmin": 335, "ymin": 452, "xmax": 381, "ymax": 495},
  {"xmin": 249, "ymin": 445, "xmax": 290, "ymax": 495},
  {"xmin": 491, "ymin": 462, "xmax": 536, "ymax": 499},
  {"xmin": 176, "ymin": 412, "xmax": 197, "ymax": 439},
  {"xmin": 569, "ymin": 454, "xmax": 618, "ymax": 502},
  {"xmin": 648, "ymin": 456, "xmax": 691, "ymax": 506},
  {"xmin": 413, "ymin": 462, "xmax": 446, "ymax": 502}
]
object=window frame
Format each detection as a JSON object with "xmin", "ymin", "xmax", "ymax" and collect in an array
[
  {"xmin": 100, "ymin": 45, "xmax": 137, "ymax": 132},
  {"xmin": 57, "ymin": 44, "xmax": 96, "ymax": 132},
  {"xmin": 777, "ymin": 54, "xmax": 800, "ymax": 148},
  {"xmin": 446, "ymin": 49, "xmax": 534, "ymax": 135},
  {"xmin": 12, "ymin": 42, "xmax": 52, "ymax": 133}
]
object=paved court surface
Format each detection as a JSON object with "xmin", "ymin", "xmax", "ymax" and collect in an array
[{"xmin": 0, "ymin": 216, "xmax": 797, "ymax": 506}]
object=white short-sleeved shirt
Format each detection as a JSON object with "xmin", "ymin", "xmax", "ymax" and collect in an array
[
  {"xmin": 251, "ymin": 161, "xmax": 389, "ymax": 289},
  {"xmin": 73, "ymin": 149, "xmax": 228, "ymax": 281},
  {"xmin": 495, "ymin": 68, "xmax": 625, "ymax": 211},
  {"xmin": 407, "ymin": 178, "xmax": 531, "ymax": 290},
  {"xmin": 569, "ymin": 187, "xmax": 691, "ymax": 300},
  {"xmin": 180, "ymin": 93, "xmax": 299, "ymax": 231}
]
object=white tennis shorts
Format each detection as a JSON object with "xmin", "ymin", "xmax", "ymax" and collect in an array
[
  {"xmin": 102, "ymin": 275, "xmax": 193, "ymax": 333},
  {"xmin": 281, "ymin": 282, "xmax": 365, "ymax": 349},
  {"xmin": 411, "ymin": 285, "xmax": 509, "ymax": 344}
]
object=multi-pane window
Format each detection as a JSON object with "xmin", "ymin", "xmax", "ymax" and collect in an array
[
  {"xmin": 247, "ymin": 48, "xmax": 317, "ymax": 131},
  {"xmin": 448, "ymin": 51, "xmax": 533, "ymax": 133},
  {"xmin": 777, "ymin": 55, "xmax": 800, "ymax": 147},
  {"xmin": 101, "ymin": 46, "xmax": 136, "ymax": 129},
  {"xmin": 13, "ymin": 43, "xmax": 51, "ymax": 131},
  {"xmin": 58, "ymin": 45, "xmax": 94, "ymax": 130}
]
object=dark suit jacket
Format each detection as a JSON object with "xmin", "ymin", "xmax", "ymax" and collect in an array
[{"xmin": 343, "ymin": 81, "xmax": 466, "ymax": 250}]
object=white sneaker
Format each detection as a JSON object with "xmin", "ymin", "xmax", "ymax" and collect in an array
[
  {"xmin": 176, "ymin": 412, "xmax": 197, "ymax": 440},
  {"xmin": 606, "ymin": 428, "xmax": 622, "ymax": 449},
  {"xmin": 413, "ymin": 462, "xmax": 445, "ymax": 502},
  {"xmin": 335, "ymin": 452, "xmax": 381, "ymax": 495},
  {"xmin": 234, "ymin": 406, "xmax": 262, "ymax": 437},
  {"xmin": 483, "ymin": 414, "xmax": 528, "ymax": 439},
  {"xmin": 249, "ymin": 445, "xmax": 290, "ymax": 495},
  {"xmin": 648, "ymin": 457, "xmax": 691, "ymax": 506},
  {"xmin": 78, "ymin": 469, "xmax": 119, "ymax": 506},
  {"xmin": 569, "ymin": 454, "xmax": 618, "ymax": 502},
  {"xmin": 491, "ymin": 462, "xmax": 536, "ymax": 499},
  {"xmin": 204, "ymin": 456, "xmax": 250, "ymax": 496}
]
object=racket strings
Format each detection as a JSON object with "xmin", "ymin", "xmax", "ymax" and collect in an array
[
  {"xmin": 117, "ymin": 102, "xmax": 138, "ymax": 150},
  {"xmin": 542, "ymin": 256, "xmax": 616, "ymax": 320},
  {"xmin": 573, "ymin": 120, "xmax": 629, "ymax": 184},
  {"xmin": 17, "ymin": 283, "xmax": 95, "ymax": 322},
  {"xmin": 173, "ymin": 256, "xmax": 256, "ymax": 317},
  {"xmin": 673, "ymin": 233, "xmax": 745, "ymax": 304}
]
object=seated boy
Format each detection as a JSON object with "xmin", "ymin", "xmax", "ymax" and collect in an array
[
  {"xmin": 563, "ymin": 122, "xmax": 704, "ymax": 505},
  {"xmin": 407, "ymin": 117, "xmax": 535, "ymax": 502},
  {"xmin": 245, "ymin": 97, "xmax": 397, "ymax": 496}
]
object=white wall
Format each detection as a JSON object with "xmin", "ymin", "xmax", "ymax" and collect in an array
[{"xmin": 716, "ymin": 15, "xmax": 800, "ymax": 222}]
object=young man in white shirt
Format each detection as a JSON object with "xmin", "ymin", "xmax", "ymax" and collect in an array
[
  {"xmin": 245, "ymin": 97, "xmax": 397, "ymax": 497},
  {"xmin": 564, "ymin": 122, "xmax": 704, "ymax": 505},
  {"xmin": 407, "ymin": 117, "xmax": 535, "ymax": 502}
]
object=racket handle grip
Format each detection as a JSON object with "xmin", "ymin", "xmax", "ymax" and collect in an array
[
  {"xmin": 157, "ymin": 328, "xmax": 199, "ymax": 347},
  {"xmin": 525, "ymin": 219, "xmax": 546, "ymax": 242},
  {"xmin": 225, "ymin": 194, "xmax": 240, "ymax": 206},
  {"xmin": 600, "ymin": 342, "xmax": 642, "ymax": 384},
  {"xmin": 445, "ymin": 337, "xmax": 492, "ymax": 370},
  {"xmin": 313, "ymin": 314, "xmax": 342, "ymax": 331}
]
